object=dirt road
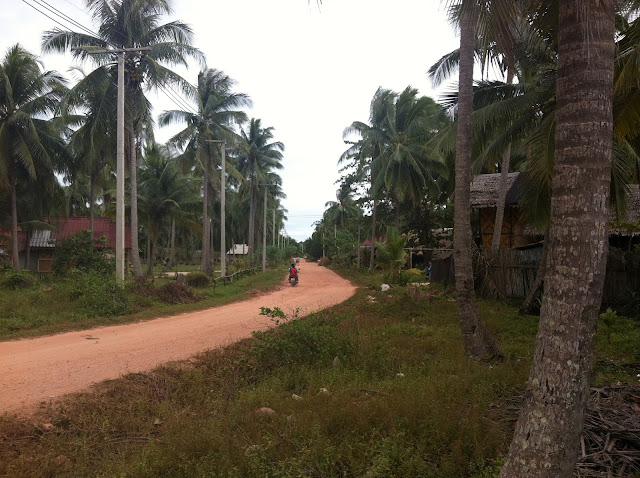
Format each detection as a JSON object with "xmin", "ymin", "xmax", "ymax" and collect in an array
[{"xmin": 0, "ymin": 263, "xmax": 356, "ymax": 415}]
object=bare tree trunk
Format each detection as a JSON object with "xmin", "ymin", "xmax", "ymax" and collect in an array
[
  {"xmin": 491, "ymin": 69, "xmax": 515, "ymax": 251},
  {"xmin": 202, "ymin": 163, "xmax": 211, "ymax": 274},
  {"xmin": 248, "ymin": 183, "xmax": 256, "ymax": 260},
  {"xmin": 453, "ymin": 6, "xmax": 502, "ymax": 360},
  {"xmin": 369, "ymin": 199, "xmax": 377, "ymax": 269},
  {"xmin": 146, "ymin": 232, "xmax": 152, "ymax": 276},
  {"xmin": 89, "ymin": 171, "xmax": 95, "ymax": 241},
  {"xmin": 25, "ymin": 231, "xmax": 31, "ymax": 271},
  {"xmin": 146, "ymin": 234, "xmax": 155, "ymax": 277},
  {"xmin": 129, "ymin": 128, "xmax": 143, "ymax": 277},
  {"xmin": 169, "ymin": 218, "xmax": 176, "ymax": 268},
  {"xmin": 500, "ymin": 1, "xmax": 615, "ymax": 475},
  {"xmin": 9, "ymin": 171, "xmax": 20, "ymax": 270}
]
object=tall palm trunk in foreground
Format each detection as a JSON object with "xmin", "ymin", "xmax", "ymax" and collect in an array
[
  {"xmin": 500, "ymin": 1, "xmax": 615, "ymax": 475},
  {"xmin": 454, "ymin": 5, "xmax": 502, "ymax": 360}
]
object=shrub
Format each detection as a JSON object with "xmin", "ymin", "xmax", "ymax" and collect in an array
[
  {"xmin": 317, "ymin": 257, "xmax": 331, "ymax": 267},
  {"xmin": 0, "ymin": 270, "xmax": 37, "ymax": 290},
  {"xmin": 185, "ymin": 272, "xmax": 210, "ymax": 288},
  {"xmin": 68, "ymin": 273, "xmax": 129, "ymax": 317},
  {"xmin": 53, "ymin": 230, "xmax": 115, "ymax": 276},
  {"xmin": 153, "ymin": 282, "xmax": 201, "ymax": 304}
]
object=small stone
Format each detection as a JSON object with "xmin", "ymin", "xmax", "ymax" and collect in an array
[
  {"xmin": 153, "ymin": 418, "xmax": 163, "ymax": 426},
  {"xmin": 381, "ymin": 284, "xmax": 390, "ymax": 291},
  {"xmin": 292, "ymin": 394, "xmax": 303, "ymax": 401},
  {"xmin": 254, "ymin": 407, "xmax": 276, "ymax": 417},
  {"xmin": 245, "ymin": 445, "xmax": 262, "ymax": 456},
  {"xmin": 54, "ymin": 454, "xmax": 67, "ymax": 465},
  {"xmin": 42, "ymin": 423, "xmax": 55, "ymax": 431},
  {"xmin": 396, "ymin": 373, "xmax": 405, "ymax": 378},
  {"xmin": 318, "ymin": 388, "xmax": 329, "ymax": 395},
  {"xmin": 332, "ymin": 356, "xmax": 341, "ymax": 368}
]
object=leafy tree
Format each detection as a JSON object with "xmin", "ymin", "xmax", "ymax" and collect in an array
[
  {"xmin": 42, "ymin": 0, "xmax": 205, "ymax": 277},
  {"xmin": 159, "ymin": 68, "xmax": 250, "ymax": 274},
  {"xmin": 375, "ymin": 227, "xmax": 407, "ymax": 284},
  {"xmin": 0, "ymin": 44, "xmax": 66, "ymax": 269}
]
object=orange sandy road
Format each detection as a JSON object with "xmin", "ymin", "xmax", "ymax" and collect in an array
[{"xmin": 0, "ymin": 263, "xmax": 356, "ymax": 415}]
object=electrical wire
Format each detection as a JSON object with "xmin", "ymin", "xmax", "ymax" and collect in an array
[{"xmin": 21, "ymin": 0, "xmax": 201, "ymax": 116}]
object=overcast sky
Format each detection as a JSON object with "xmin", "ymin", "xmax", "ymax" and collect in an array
[{"xmin": 2, "ymin": 0, "xmax": 460, "ymax": 242}]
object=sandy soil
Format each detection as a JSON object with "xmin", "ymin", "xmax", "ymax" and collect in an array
[{"xmin": 0, "ymin": 262, "xmax": 356, "ymax": 415}]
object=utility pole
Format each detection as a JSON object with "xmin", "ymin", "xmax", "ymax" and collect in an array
[
  {"xmin": 272, "ymin": 209, "xmax": 276, "ymax": 246},
  {"xmin": 86, "ymin": 47, "xmax": 150, "ymax": 283},
  {"xmin": 206, "ymin": 140, "xmax": 226, "ymax": 277}
]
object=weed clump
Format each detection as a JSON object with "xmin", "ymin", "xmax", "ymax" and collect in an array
[
  {"xmin": 153, "ymin": 281, "xmax": 201, "ymax": 304},
  {"xmin": 185, "ymin": 271, "xmax": 210, "ymax": 288},
  {"xmin": 0, "ymin": 270, "xmax": 37, "ymax": 290},
  {"xmin": 68, "ymin": 273, "xmax": 129, "ymax": 317}
]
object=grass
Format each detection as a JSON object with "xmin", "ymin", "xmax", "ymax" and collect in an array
[
  {"xmin": 1, "ymin": 271, "xmax": 637, "ymax": 477},
  {"xmin": 0, "ymin": 267, "xmax": 285, "ymax": 341}
]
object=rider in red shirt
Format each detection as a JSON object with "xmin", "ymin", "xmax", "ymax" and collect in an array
[{"xmin": 289, "ymin": 263, "xmax": 298, "ymax": 280}]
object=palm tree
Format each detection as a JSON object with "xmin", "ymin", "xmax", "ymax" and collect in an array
[
  {"xmin": 0, "ymin": 44, "xmax": 66, "ymax": 269},
  {"xmin": 42, "ymin": 0, "xmax": 204, "ymax": 277},
  {"xmin": 370, "ymin": 87, "xmax": 449, "ymax": 228},
  {"xmin": 237, "ymin": 118, "xmax": 284, "ymax": 259},
  {"xmin": 324, "ymin": 183, "xmax": 362, "ymax": 230},
  {"xmin": 137, "ymin": 143, "xmax": 199, "ymax": 276},
  {"xmin": 341, "ymin": 87, "xmax": 396, "ymax": 269},
  {"xmin": 500, "ymin": 0, "xmax": 618, "ymax": 475},
  {"xmin": 159, "ymin": 68, "xmax": 250, "ymax": 274}
]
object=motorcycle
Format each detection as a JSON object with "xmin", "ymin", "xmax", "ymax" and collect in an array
[{"xmin": 289, "ymin": 267, "xmax": 300, "ymax": 286}]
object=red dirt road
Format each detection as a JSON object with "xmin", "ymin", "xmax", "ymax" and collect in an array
[{"xmin": 0, "ymin": 264, "xmax": 356, "ymax": 415}]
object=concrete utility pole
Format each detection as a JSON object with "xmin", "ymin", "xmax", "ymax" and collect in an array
[
  {"xmin": 87, "ymin": 47, "xmax": 150, "ymax": 283},
  {"xmin": 206, "ymin": 140, "xmax": 226, "ymax": 277}
]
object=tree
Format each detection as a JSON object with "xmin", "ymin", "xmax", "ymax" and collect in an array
[
  {"xmin": 137, "ymin": 144, "xmax": 199, "ymax": 276},
  {"xmin": 499, "ymin": 1, "xmax": 617, "ymax": 475},
  {"xmin": 42, "ymin": 0, "xmax": 204, "ymax": 277},
  {"xmin": 448, "ymin": 1, "xmax": 503, "ymax": 360},
  {"xmin": 159, "ymin": 68, "xmax": 250, "ymax": 274},
  {"xmin": 237, "ymin": 118, "xmax": 284, "ymax": 259},
  {"xmin": 0, "ymin": 44, "xmax": 66, "ymax": 269}
]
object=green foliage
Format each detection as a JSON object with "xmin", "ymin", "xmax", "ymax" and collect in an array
[
  {"xmin": 376, "ymin": 227, "xmax": 408, "ymax": 284},
  {"xmin": 599, "ymin": 307, "xmax": 619, "ymax": 344},
  {"xmin": 153, "ymin": 282, "xmax": 201, "ymax": 304},
  {"xmin": 184, "ymin": 272, "xmax": 210, "ymax": 288},
  {"xmin": 68, "ymin": 273, "xmax": 129, "ymax": 317},
  {"xmin": 53, "ymin": 230, "xmax": 115, "ymax": 276},
  {"xmin": 0, "ymin": 270, "xmax": 38, "ymax": 290}
]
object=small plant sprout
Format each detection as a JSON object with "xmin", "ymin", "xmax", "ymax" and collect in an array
[{"xmin": 599, "ymin": 307, "xmax": 619, "ymax": 344}]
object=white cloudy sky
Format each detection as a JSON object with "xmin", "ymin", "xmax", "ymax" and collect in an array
[{"xmin": 2, "ymin": 0, "xmax": 461, "ymax": 241}]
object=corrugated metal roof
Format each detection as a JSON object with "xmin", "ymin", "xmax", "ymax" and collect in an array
[
  {"xmin": 30, "ymin": 229, "xmax": 55, "ymax": 248},
  {"xmin": 226, "ymin": 244, "xmax": 249, "ymax": 255}
]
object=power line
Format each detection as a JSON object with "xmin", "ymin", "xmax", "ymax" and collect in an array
[{"xmin": 21, "ymin": 0, "xmax": 200, "ymax": 117}]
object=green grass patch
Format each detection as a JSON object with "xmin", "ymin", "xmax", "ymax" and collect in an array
[
  {"xmin": 0, "ymin": 268, "xmax": 284, "ymax": 340},
  {"xmin": 0, "ymin": 274, "xmax": 637, "ymax": 477}
]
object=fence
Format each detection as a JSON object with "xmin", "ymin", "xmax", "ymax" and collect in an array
[{"xmin": 478, "ymin": 248, "xmax": 640, "ymax": 306}]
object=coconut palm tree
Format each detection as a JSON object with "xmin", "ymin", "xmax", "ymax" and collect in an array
[
  {"xmin": 42, "ymin": 0, "xmax": 204, "ymax": 277},
  {"xmin": 500, "ymin": 0, "xmax": 618, "ymax": 475},
  {"xmin": 159, "ymin": 68, "xmax": 250, "ymax": 274},
  {"xmin": 236, "ymin": 118, "xmax": 284, "ymax": 259},
  {"xmin": 137, "ymin": 143, "xmax": 199, "ymax": 276},
  {"xmin": 0, "ymin": 44, "xmax": 66, "ymax": 269}
]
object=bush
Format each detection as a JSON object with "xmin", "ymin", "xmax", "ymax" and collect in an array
[
  {"xmin": 185, "ymin": 272, "xmax": 210, "ymax": 288},
  {"xmin": 317, "ymin": 257, "xmax": 331, "ymax": 267},
  {"xmin": 53, "ymin": 230, "xmax": 115, "ymax": 276},
  {"xmin": 68, "ymin": 273, "xmax": 129, "ymax": 317},
  {"xmin": 0, "ymin": 270, "xmax": 37, "ymax": 290},
  {"xmin": 154, "ymin": 282, "xmax": 201, "ymax": 304}
]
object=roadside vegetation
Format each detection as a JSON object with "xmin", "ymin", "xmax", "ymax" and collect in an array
[{"xmin": 0, "ymin": 270, "xmax": 637, "ymax": 477}]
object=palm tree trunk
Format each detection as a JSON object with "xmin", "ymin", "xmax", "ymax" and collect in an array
[
  {"xmin": 146, "ymin": 233, "xmax": 155, "ymax": 277},
  {"xmin": 169, "ymin": 218, "xmax": 176, "ymax": 268},
  {"xmin": 248, "ymin": 183, "xmax": 256, "ymax": 259},
  {"xmin": 202, "ymin": 163, "xmax": 211, "ymax": 274},
  {"xmin": 89, "ymin": 170, "xmax": 96, "ymax": 241},
  {"xmin": 453, "ymin": 5, "xmax": 502, "ymax": 360},
  {"xmin": 9, "ymin": 171, "xmax": 20, "ymax": 270},
  {"xmin": 369, "ymin": 199, "xmax": 377, "ymax": 269},
  {"xmin": 491, "ymin": 70, "xmax": 514, "ymax": 250},
  {"xmin": 129, "ymin": 128, "xmax": 143, "ymax": 277},
  {"xmin": 500, "ymin": 1, "xmax": 615, "ymax": 475}
]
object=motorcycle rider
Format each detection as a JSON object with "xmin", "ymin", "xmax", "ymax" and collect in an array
[{"xmin": 289, "ymin": 263, "xmax": 299, "ymax": 283}]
